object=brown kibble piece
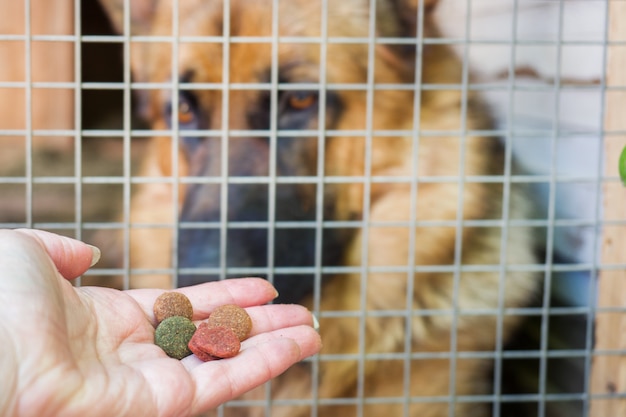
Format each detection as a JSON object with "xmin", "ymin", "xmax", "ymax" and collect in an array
[
  {"xmin": 206, "ymin": 304, "xmax": 252, "ymax": 341},
  {"xmin": 153, "ymin": 292, "xmax": 193, "ymax": 323},
  {"xmin": 189, "ymin": 322, "xmax": 241, "ymax": 360}
]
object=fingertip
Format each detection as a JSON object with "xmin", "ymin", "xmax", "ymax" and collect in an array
[
  {"xmin": 300, "ymin": 326, "xmax": 323, "ymax": 360},
  {"xmin": 87, "ymin": 244, "xmax": 101, "ymax": 267},
  {"xmin": 287, "ymin": 324, "xmax": 322, "ymax": 361},
  {"xmin": 311, "ymin": 313, "xmax": 320, "ymax": 332},
  {"xmin": 244, "ymin": 325, "xmax": 322, "ymax": 361},
  {"xmin": 241, "ymin": 277, "xmax": 279, "ymax": 299},
  {"xmin": 260, "ymin": 326, "xmax": 322, "ymax": 364},
  {"xmin": 217, "ymin": 277, "xmax": 279, "ymax": 305}
]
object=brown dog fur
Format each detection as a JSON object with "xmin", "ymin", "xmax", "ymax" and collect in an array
[{"xmin": 98, "ymin": 1, "xmax": 540, "ymax": 416}]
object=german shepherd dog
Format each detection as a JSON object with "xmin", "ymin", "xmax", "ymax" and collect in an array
[{"xmin": 98, "ymin": 0, "xmax": 539, "ymax": 416}]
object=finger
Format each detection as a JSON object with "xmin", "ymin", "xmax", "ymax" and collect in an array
[
  {"xmin": 182, "ymin": 324, "xmax": 321, "ymax": 374},
  {"xmin": 125, "ymin": 278, "xmax": 279, "ymax": 322},
  {"xmin": 180, "ymin": 305, "xmax": 317, "ymax": 366},
  {"xmin": 245, "ymin": 304, "xmax": 317, "ymax": 337},
  {"xmin": 12, "ymin": 229, "xmax": 100, "ymax": 280},
  {"xmin": 187, "ymin": 325, "xmax": 322, "ymax": 413}
]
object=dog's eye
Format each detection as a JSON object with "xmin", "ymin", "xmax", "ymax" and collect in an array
[
  {"xmin": 286, "ymin": 91, "xmax": 317, "ymax": 111},
  {"xmin": 178, "ymin": 100, "xmax": 195, "ymax": 125},
  {"xmin": 165, "ymin": 91, "xmax": 199, "ymax": 129}
]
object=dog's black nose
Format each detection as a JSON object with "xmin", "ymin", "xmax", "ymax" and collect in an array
[
  {"xmin": 176, "ymin": 181, "xmax": 270, "ymax": 288},
  {"xmin": 176, "ymin": 225, "xmax": 221, "ymax": 287}
]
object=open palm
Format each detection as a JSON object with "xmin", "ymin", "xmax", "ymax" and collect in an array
[{"xmin": 0, "ymin": 230, "xmax": 320, "ymax": 417}]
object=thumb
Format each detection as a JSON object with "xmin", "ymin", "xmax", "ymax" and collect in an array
[{"xmin": 11, "ymin": 229, "xmax": 101, "ymax": 280}]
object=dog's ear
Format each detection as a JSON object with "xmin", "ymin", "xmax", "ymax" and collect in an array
[
  {"xmin": 98, "ymin": 0, "xmax": 161, "ymax": 85},
  {"xmin": 98, "ymin": 0, "xmax": 158, "ymax": 35},
  {"xmin": 377, "ymin": 0, "xmax": 439, "ymax": 38}
]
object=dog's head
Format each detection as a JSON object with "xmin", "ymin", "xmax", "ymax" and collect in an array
[{"xmin": 100, "ymin": 0, "xmax": 450, "ymax": 301}]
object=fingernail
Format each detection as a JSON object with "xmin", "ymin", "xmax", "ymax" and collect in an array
[
  {"xmin": 311, "ymin": 313, "xmax": 320, "ymax": 332},
  {"xmin": 87, "ymin": 244, "xmax": 101, "ymax": 267}
]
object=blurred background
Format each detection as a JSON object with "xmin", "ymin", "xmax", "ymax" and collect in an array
[{"xmin": 0, "ymin": 1, "xmax": 623, "ymax": 416}]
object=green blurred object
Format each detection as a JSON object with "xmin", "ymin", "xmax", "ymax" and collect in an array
[
  {"xmin": 620, "ymin": 146, "xmax": 626, "ymax": 186},
  {"xmin": 155, "ymin": 316, "xmax": 196, "ymax": 359}
]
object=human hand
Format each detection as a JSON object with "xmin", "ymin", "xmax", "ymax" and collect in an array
[{"xmin": 0, "ymin": 229, "xmax": 321, "ymax": 417}]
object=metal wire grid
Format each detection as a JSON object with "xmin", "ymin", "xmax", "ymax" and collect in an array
[{"xmin": 0, "ymin": 0, "xmax": 619, "ymax": 416}]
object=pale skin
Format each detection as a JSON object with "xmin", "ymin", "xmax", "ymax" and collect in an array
[{"xmin": 0, "ymin": 229, "xmax": 321, "ymax": 417}]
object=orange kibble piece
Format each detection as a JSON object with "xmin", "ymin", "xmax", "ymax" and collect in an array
[{"xmin": 206, "ymin": 304, "xmax": 252, "ymax": 341}]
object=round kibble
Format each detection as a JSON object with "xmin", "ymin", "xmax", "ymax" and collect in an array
[
  {"xmin": 206, "ymin": 304, "xmax": 252, "ymax": 341},
  {"xmin": 155, "ymin": 316, "xmax": 196, "ymax": 359},
  {"xmin": 188, "ymin": 322, "xmax": 241, "ymax": 360},
  {"xmin": 153, "ymin": 292, "xmax": 193, "ymax": 323}
]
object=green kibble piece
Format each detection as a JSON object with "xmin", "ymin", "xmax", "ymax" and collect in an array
[
  {"xmin": 155, "ymin": 316, "xmax": 196, "ymax": 359},
  {"xmin": 619, "ymin": 146, "xmax": 626, "ymax": 186}
]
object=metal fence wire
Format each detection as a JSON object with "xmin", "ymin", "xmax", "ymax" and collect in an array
[{"xmin": 0, "ymin": 1, "xmax": 623, "ymax": 417}]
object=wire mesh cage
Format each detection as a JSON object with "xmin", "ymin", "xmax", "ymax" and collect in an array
[{"xmin": 0, "ymin": 0, "xmax": 623, "ymax": 416}]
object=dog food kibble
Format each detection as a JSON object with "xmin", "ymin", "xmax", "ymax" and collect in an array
[
  {"xmin": 188, "ymin": 322, "xmax": 241, "ymax": 360},
  {"xmin": 151, "ymin": 297, "xmax": 252, "ymax": 361},
  {"xmin": 206, "ymin": 304, "xmax": 252, "ymax": 341},
  {"xmin": 154, "ymin": 316, "xmax": 196, "ymax": 359},
  {"xmin": 153, "ymin": 292, "xmax": 193, "ymax": 323}
]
